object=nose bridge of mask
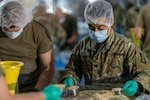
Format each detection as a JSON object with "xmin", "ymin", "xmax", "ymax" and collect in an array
[{"xmin": 95, "ymin": 30, "xmax": 108, "ymax": 37}]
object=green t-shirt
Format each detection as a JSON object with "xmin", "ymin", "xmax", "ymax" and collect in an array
[
  {"xmin": 0, "ymin": 20, "xmax": 53, "ymax": 85},
  {"xmin": 0, "ymin": 20, "xmax": 52, "ymax": 74},
  {"xmin": 0, "ymin": 66, "xmax": 4, "ymax": 75}
]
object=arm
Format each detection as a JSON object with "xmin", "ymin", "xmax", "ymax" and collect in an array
[
  {"xmin": 135, "ymin": 26, "xmax": 143, "ymax": 39},
  {"xmin": 124, "ymin": 44, "xmax": 150, "ymax": 93},
  {"xmin": 34, "ymin": 49, "xmax": 55, "ymax": 90},
  {"xmin": 0, "ymin": 76, "xmax": 45, "ymax": 100},
  {"xmin": 67, "ymin": 29, "xmax": 78, "ymax": 44},
  {"xmin": 59, "ymin": 54, "xmax": 82, "ymax": 85},
  {"xmin": 122, "ymin": 44, "xmax": 150, "ymax": 96},
  {"xmin": 12, "ymin": 93, "xmax": 44, "ymax": 100},
  {"xmin": 135, "ymin": 8, "xmax": 144, "ymax": 39},
  {"xmin": 67, "ymin": 16, "xmax": 78, "ymax": 44},
  {"xmin": 133, "ymin": 47, "xmax": 150, "ymax": 92}
]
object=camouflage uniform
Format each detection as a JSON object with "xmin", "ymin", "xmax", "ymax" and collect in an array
[
  {"xmin": 60, "ymin": 28, "xmax": 150, "ymax": 92},
  {"xmin": 136, "ymin": 5, "xmax": 150, "ymax": 62}
]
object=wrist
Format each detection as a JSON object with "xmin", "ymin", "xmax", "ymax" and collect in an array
[
  {"xmin": 41, "ymin": 90, "xmax": 48, "ymax": 100},
  {"xmin": 137, "ymin": 82, "xmax": 149, "ymax": 94},
  {"xmin": 137, "ymin": 82, "xmax": 143, "ymax": 92},
  {"xmin": 40, "ymin": 92, "xmax": 46, "ymax": 100}
]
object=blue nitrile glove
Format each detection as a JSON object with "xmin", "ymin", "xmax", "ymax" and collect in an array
[
  {"xmin": 122, "ymin": 80, "xmax": 138, "ymax": 96},
  {"xmin": 42, "ymin": 85, "xmax": 62, "ymax": 100},
  {"xmin": 62, "ymin": 77, "xmax": 74, "ymax": 87}
]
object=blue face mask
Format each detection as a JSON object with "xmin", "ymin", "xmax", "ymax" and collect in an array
[{"xmin": 89, "ymin": 29, "xmax": 108, "ymax": 43}]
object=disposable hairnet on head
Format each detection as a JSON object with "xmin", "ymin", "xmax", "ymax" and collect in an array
[
  {"xmin": 84, "ymin": 0, "xmax": 114, "ymax": 27},
  {"xmin": 0, "ymin": 1, "xmax": 33, "ymax": 28},
  {"xmin": 0, "ymin": 0, "xmax": 17, "ymax": 7}
]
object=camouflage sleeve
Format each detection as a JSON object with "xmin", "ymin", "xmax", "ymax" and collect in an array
[
  {"xmin": 136, "ymin": 8, "xmax": 144, "ymax": 28},
  {"xmin": 59, "ymin": 43, "xmax": 83, "ymax": 85},
  {"xmin": 59, "ymin": 54, "xmax": 82, "ymax": 85},
  {"xmin": 133, "ymin": 47, "xmax": 150, "ymax": 92},
  {"xmin": 124, "ymin": 42, "xmax": 150, "ymax": 92}
]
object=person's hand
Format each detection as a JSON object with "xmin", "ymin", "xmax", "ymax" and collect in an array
[
  {"xmin": 122, "ymin": 80, "xmax": 138, "ymax": 96},
  {"xmin": 42, "ymin": 85, "xmax": 62, "ymax": 100},
  {"xmin": 62, "ymin": 77, "xmax": 74, "ymax": 87}
]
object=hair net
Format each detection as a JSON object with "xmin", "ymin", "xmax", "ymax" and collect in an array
[
  {"xmin": 0, "ymin": 0, "xmax": 17, "ymax": 7},
  {"xmin": 84, "ymin": 0, "xmax": 114, "ymax": 27},
  {"xmin": 0, "ymin": 1, "xmax": 33, "ymax": 28}
]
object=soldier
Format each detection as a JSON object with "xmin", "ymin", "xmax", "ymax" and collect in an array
[
  {"xmin": 32, "ymin": 0, "xmax": 67, "ymax": 49},
  {"xmin": 55, "ymin": 7, "xmax": 79, "ymax": 50},
  {"xmin": 59, "ymin": 0, "xmax": 150, "ymax": 97},
  {"xmin": 0, "ymin": 1, "xmax": 54, "ymax": 92},
  {"xmin": 123, "ymin": 0, "xmax": 141, "ymax": 47},
  {"xmin": 135, "ymin": 0, "xmax": 150, "ymax": 61}
]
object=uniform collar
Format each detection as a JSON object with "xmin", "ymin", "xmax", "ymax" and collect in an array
[{"xmin": 105, "ymin": 28, "xmax": 115, "ymax": 49}]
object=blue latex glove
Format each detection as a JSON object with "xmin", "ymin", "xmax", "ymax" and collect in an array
[
  {"xmin": 42, "ymin": 85, "xmax": 62, "ymax": 100},
  {"xmin": 122, "ymin": 80, "xmax": 138, "ymax": 96},
  {"xmin": 62, "ymin": 77, "xmax": 74, "ymax": 87}
]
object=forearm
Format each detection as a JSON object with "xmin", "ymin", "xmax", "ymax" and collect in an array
[
  {"xmin": 12, "ymin": 92, "xmax": 45, "ymax": 100},
  {"xmin": 34, "ymin": 66, "xmax": 55, "ymax": 90},
  {"xmin": 135, "ymin": 27, "xmax": 143, "ymax": 39},
  {"xmin": 67, "ymin": 30, "xmax": 78, "ymax": 43},
  {"xmin": 35, "ymin": 50, "xmax": 55, "ymax": 90},
  {"xmin": 59, "ymin": 55, "xmax": 81, "ymax": 85},
  {"xmin": 134, "ymin": 70, "xmax": 150, "ymax": 93}
]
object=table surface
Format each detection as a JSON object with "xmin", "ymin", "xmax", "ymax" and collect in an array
[{"xmin": 60, "ymin": 84, "xmax": 137, "ymax": 100}]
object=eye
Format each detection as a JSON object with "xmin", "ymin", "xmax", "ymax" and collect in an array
[
  {"xmin": 97, "ymin": 27, "xmax": 103, "ymax": 30},
  {"xmin": 88, "ymin": 26, "xmax": 95, "ymax": 31}
]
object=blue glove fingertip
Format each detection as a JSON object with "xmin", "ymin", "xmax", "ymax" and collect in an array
[
  {"xmin": 123, "ymin": 80, "xmax": 138, "ymax": 96},
  {"xmin": 68, "ymin": 77, "xmax": 74, "ymax": 87},
  {"xmin": 62, "ymin": 77, "xmax": 74, "ymax": 87},
  {"xmin": 62, "ymin": 79, "xmax": 67, "ymax": 87},
  {"xmin": 42, "ymin": 85, "xmax": 62, "ymax": 100}
]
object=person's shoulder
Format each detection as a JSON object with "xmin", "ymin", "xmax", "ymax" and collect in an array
[
  {"xmin": 72, "ymin": 36, "xmax": 90, "ymax": 54},
  {"xmin": 141, "ymin": 5, "xmax": 150, "ymax": 12},
  {"xmin": 73, "ymin": 36, "xmax": 90, "ymax": 50},
  {"xmin": 27, "ymin": 20, "xmax": 49, "ymax": 34},
  {"xmin": 143, "ymin": 5, "xmax": 150, "ymax": 9},
  {"xmin": 30, "ymin": 20, "xmax": 43, "ymax": 26},
  {"xmin": 77, "ymin": 36, "xmax": 89, "ymax": 44},
  {"xmin": 128, "ymin": 6, "xmax": 139, "ymax": 14},
  {"xmin": 114, "ymin": 32, "xmax": 135, "ymax": 46},
  {"xmin": 66, "ymin": 14, "xmax": 76, "ymax": 19},
  {"xmin": 29, "ymin": 20, "xmax": 48, "ymax": 30}
]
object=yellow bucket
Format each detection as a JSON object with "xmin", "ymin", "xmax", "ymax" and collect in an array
[{"xmin": 0, "ymin": 61, "xmax": 24, "ymax": 95}]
